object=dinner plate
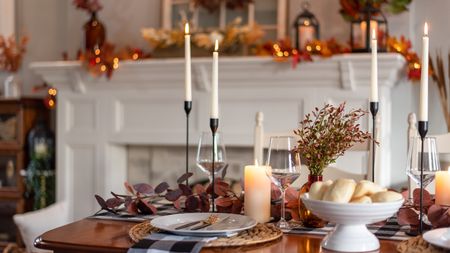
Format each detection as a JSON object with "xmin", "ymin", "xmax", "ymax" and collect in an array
[
  {"xmin": 150, "ymin": 213, "xmax": 257, "ymax": 237},
  {"xmin": 423, "ymin": 228, "xmax": 450, "ymax": 249}
]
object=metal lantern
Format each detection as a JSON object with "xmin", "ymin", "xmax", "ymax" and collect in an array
[
  {"xmin": 294, "ymin": 1, "xmax": 320, "ymax": 51},
  {"xmin": 351, "ymin": 2, "xmax": 388, "ymax": 52}
]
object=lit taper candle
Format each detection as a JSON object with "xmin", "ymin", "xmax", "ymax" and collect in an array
[
  {"xmin": 185, "ymin": 23, "xmax": 192, "ymax": 101},
  {"xmin": 370, "ymin": 29, "xmax": 378, "ymax": 102},
  {"xmin": 211, "ymin": 40, "xmax": 219, "ymax": 119},
  {"xmin": 419, "ymin": 22, "xmax": 429, "ymax": 121}
]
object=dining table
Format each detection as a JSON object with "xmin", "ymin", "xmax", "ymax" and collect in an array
[{"xmin": 34, "ymin": 218, "xmax": 400, "ymax": 253}]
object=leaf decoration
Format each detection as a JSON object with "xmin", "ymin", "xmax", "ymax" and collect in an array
[
  {"xmin": 165, "ymin": 189, "xmax": 183, "ymax": 201},
  {"xmin": 124, "ymin": 182, "xmax": 135, "ymax": 195},
  {"xmin": 177, "ymin": 172, "xmax": 193, "ymax": 184},
  {"xmin": 106, "ymin": 197, "xmax": 123, "ymax": 209},
  {"xmin": 179, "ymin": 184, "xmax": 193, "ymax": 196},
  {"xmin": 155, "ymin": 182, "xmax": 169, "ymax": 194},
  {"xmin": 428, "ymin": 205, "xmax": 450, "ymax": 228},
  {"xmin": 199, "ymin": 193, "xmax": 210, "ymax": 212},
  {"xmin": 139, "ymin": 200, "xmax": 158, "ymax": 214},
  {"xmin": 127, "ymin": 201, "xmax": 138, "ymax": 215},
  {"xmin": 192, "ymin": 184, "xmax": 206, "ymax": 194},
  {"xmin": 397, "ymin": 207, "xmax": 419, "ymax": 226},
  {"xmin": 95, "ymin": 195, "xmax": 108, "ymax": 209},
  {"xmin": 185, "ymin": 196, "xmax": 199, "ymax": 211},
  {"xmin": 216, "ymin": 197, "xmax": 233, "ymax": 207},
  {"xmin": 133, "ymin": 183, "xmax": 154, "ymax": 194},
  {"xmin": 412, "ymin": 188, "xmax": 433, "ymax": 208}
]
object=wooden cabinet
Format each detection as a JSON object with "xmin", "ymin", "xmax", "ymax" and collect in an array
[{"xmin": 0, "ymin": 98, "xmax": 51, "ymax": 248}]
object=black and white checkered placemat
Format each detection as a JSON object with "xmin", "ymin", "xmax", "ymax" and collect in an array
[
  {"xmin": 283, "ymin": 217, "xmax": 411, "ymax": 241},
  {"xmin": 128, "ymin": 233, "xmax": 216, "ymax": 253}
]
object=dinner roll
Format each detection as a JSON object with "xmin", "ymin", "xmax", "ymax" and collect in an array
[
  {"xmin": 370, "ymin": 191, "xmax": 403, "ymax": 203},
  {"xmin": 322, "ymin": 179, "xmax": 356, "ymax": 203},
  {"xmin": 350, "ymin": 196, "xmax": 372, "ymax": 204},
  {"xmin": 309, "ymin": 180, "xmax": 333, "ymax": 200},
  {"xmin": 352, "ymin": 180, "xmax": 386, "ymax": 199}
]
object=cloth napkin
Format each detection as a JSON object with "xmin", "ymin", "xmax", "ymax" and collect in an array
[{"xmin": 127, "ymin": 233, "xmax": 216, "ymax": 253}]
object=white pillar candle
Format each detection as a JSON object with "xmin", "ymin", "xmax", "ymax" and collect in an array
[
  {"xmin": 370, "ymin": 29, "xmax": 378, "ymax": 102},
  {"xmin": 211, "ymin": 40, "xmax": 219, "ymax": 119},
  {"xmin": 244, "ymin": 164, "xmax": 271, "ymax": 223},
  {"xmin": 435, "ymin": 170, "xmax": 450, "ymax": 206},
  {"xmin": 419, "ymin": 22, "xmax": 429, "ymax": 121},
  {"xmin": 184, "ymin": 23, "xmax": 192, "ymax": 101},
  {"xmin": 299, "ymin": 24, "xmax": 314, "ymax": 50}
]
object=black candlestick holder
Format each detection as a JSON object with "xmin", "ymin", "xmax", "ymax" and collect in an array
[
  {"xmin": 210, "ymin": 118, "xmax": 219, "ymax": 213},
  {"xmin": 418, "ymin": 120, "xmax": 428, "ymax": 234},
  {"xmin": 184, "ymin": 101, "xmax": 192, "ymax": 186},
  {"xmin": 370, "ymin": 102, "xmax": 379, "ymax": 183}
]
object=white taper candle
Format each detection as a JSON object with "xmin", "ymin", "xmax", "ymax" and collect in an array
[
  {"xmin": 211, "ymin": 40, "xmax": 219, "ymax": 119},
  {"xmin": 419, "ymin": 22, "xmax": 429, "ymax": 122},
  {"xmin": 370, "ymin": 29, "xmax": 378, "ymax": 102},
  {"xmin": 184, "ymin": 23, "xmax": 192, "ymax": 101}
]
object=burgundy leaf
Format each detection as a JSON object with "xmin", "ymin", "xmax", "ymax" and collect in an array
[
  {"xmin": 179, "ymin": 184, "xmax": 193, "ymax": 196},
  {"xmin": 192, "ymin": 184, "xmax": 206, "ymax": 194},
  {"xmin": 271, "ymin": 183, "xmax": 281, "ymax": 201},
  {"xmin": 397, "ymin": 208, "xmax": 419, "ymax": 226},
  {"xmin": 199, "ymin": 193, "xmax": 210, "ymax": 212},
  {"xmin": 214, "ymin": 182, "xmax": 229, "ymax": 197},
  {"xmin": 428, "ymin": 205, "xmax": 450, "ymax": 228},
  {"xmin": 231, "ymin": 199, "xmax": 243, "ymax": 214},
  {"xmin": 133, "ymin": 183, "xmax": 154, "ymax": 194},
  {"xmin": 106, "ymin": 197, "xmax": 123, "ymax": 208},
  {"xmin": 216, "ymin": 197, "xmax": 233, "ymax": 207},
  {"xmin": 217, "ymin": 205, "xmax": 232, "ymax": 213},
  {"xmin": 127, "ymin": 201, "xmax": 138, "ymax": 215},
  {"xmin": 185, "ymin": 196, "xmax": 199, "ymax": 211},
  {"xmin": 124, "ymin": 196, "xmax": 133, "ymax": 207},
  {"xmin": 285, "ymin": 187, "xmax": 299, "ymax": 202},
  {"xmin": 140, "ymin": 200, "xmax": 158, "ymax": 214},
  {"xmin": 413, "ymin": 188, "xmax": 432, "ymax": 208},
  {"xmin": 124, "ymin": 182, "xmax": 135, "ymax": 195},
  {"xmin": 155, "ymin": 182, "xmax": 170, "ymax": 194},
  {"xmin": 177, "ymin": 172, "xmax": 193, "ymax": 184},
  {"xmin": 173, "ymin": 199, "xmax": 182, "ymax": 210},
  {"xmin": 165, "ymin": 189, "xmax": 183, "ymax": 201},
  {"xmin": 95, "ymin": 195, "xmax": 108, "ymax": 209},
  {"xmin": 290, "ymin": 209, "xmax": 300, "ymax": 221}
]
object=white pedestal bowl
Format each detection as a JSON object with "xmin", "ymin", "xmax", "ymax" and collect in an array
[{"xmin": 301, "ymin": 193, "xmax": 404, "ymax": 252}]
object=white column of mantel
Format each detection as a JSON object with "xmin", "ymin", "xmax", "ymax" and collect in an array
[{"xmin": 30, "ymin": 54, "xmax": 407, "ymax": 219}]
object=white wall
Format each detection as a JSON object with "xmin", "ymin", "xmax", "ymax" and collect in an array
[{"xmin": 14, "ymin": 0, "xmax": 450, "ymax": 187}]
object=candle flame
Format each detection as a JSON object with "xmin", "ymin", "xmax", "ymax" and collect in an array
[
  {"xmin": 185, "ymin": 23, "xmax": 189, "ymax": 34},
  {"xmin": 214, "ymin": 40, "xmax": 219, "ymax": 51},
  {"xmin": 371, "ymin": 29, "xmax": 376, "ymax": 40},
  {"xmin": 424, "ymin": 22, "xmax": 428, "ymax": 36}
]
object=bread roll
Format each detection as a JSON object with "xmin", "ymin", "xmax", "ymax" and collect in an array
[
  {"xmin": 352, "ymin": 180, "xmax": 386, "ymax": 199},
  {"xmin": 370, "ymin": 191, "xmax": 403, "ymax": 203},
  {"xmin": 350, "ymin": 196, "xmax": 372, "ymax": 204},
  {"xmin": 322, "ymin": 179, "xmax": 356, "ymax": 203},
  {"xmin": 309, "ymin": 180, "xmax": 333, "ymax": 200}
]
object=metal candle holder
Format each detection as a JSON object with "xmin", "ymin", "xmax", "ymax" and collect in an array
[
  {"xmin": 210, "ymin": 118, "xmax": 219, "ymax": 213},
  {"xmin": 370, "ymin": 102, "xmax": 379, "ymax": 183},
  {"xmin": 418, "ymin": 120, "xmax": 428, "ymax": 234},
  {"xmin": 184, "ymin": 101, "xmax": 192, "ymax": 185}
]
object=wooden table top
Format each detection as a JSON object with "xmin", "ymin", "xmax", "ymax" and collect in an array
[{"xmin": 35, "ymin": 218, "xmax": 399, "ymax": 253}]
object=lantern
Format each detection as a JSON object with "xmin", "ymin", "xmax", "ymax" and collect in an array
[
  {"xmin": 350, "ymin": 2, "xmax": 388, "ymax": 52},
  {"xmin": 293, "ymin": 1, "xmax": 320, "ymax": 51}
]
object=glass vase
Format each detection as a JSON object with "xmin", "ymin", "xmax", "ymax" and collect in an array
[
  {"xmin": 84, "ymin": 11, "xmax": 106, "ymax": 53},
  {"xmin": 299, "ymin": 174, "xmax": 327, "ymax": 228}
]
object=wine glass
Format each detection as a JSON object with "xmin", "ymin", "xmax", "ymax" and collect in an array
[
  {"xmin": 265, "ymin": 136, "xmax": 301, "ymax": 229},
  {"xmin": 406, "ymin": 136, "xmax": 441, "ymax": 190},
  {"xmin": 196, "ymin": 132, "xmax": 228, "ymax": 183}
]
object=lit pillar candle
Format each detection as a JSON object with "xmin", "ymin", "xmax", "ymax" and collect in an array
[
  {"xmin": 244, "ymin": 163, "xmax": 271, "ymax": 223},
  {"xmin": 435, "ymin": 169, "xmax": 450, "ymax": 206},
  {"xmin": 211, "ymin": 40, "xmax": 219, "ymax": 119},
  {"xmin": 370, "ymin": 29, "xmax": 378, "ymax": 102},
  {"xmin": 419, "ymin": 22, "xmax": 429, "ymax": 121},
  {"xmin": 184, "ymin": 23, "xmax": 192, "ymax": 101},
  {"xmin": 299, "ymin": 23, "xmax": 314, "ymax": 50}
]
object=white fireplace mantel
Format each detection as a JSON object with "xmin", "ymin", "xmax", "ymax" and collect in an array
[{"xmin": 31, "ymin": 54, "xmax": 406, "ymax": 220}]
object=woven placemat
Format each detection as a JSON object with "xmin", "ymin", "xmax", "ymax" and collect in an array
[
  {"xmin": 397, "ymin": 236, "xmax": 447, "ymax": 253},
  {"xmin": 129, "ymin": 221, "xmax": 283, "ymax": 248}
]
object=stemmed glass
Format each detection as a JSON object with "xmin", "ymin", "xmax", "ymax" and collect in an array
[
  {"xmin": 406, "ymin": 136, "xmax": 441, "ymax": 192},
  {"xmin": 196, "ymin": 132, "xmax": 228, "ymax": 184},
  {"xmin": 265, "ymin": 136, "xmax": 301, "ymax": 229}
]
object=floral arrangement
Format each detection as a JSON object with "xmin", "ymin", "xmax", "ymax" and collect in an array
[
  {"xmin": 94, "ymin": 172, "xmax": 301, "ymax": 220},
  {"xmin": 194, "ymin": 0, "xmax": 252, "ymax": 12},
  {"xmin": 0, "ymin": 35, "xmax": 28, "ymax": 73},
  {"xmin": 73, "ymin": 0, "xmax": 102, "ymax": 13},
  {"xmin": 398, "ymin": 189, "xmax": 450, "ymax": 229},
  {"xmin": 142, "ymin": 18, "xmax": 265, "ymax": 53},
  {"xmin": 294, "ymin": 103, "xmax": 372, "ymax": 176},
  {"xmin": 339, "ymin": 0, "xmax": 412, "ymax": 21},
  {"xmin": 429, "ymin": 53, "xmax": 450, "ymax": 132}
]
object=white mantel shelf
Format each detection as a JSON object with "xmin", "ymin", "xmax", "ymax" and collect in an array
[{"xmin": 31, "ymin": 54, "xmax": 406, "ymax": 220}]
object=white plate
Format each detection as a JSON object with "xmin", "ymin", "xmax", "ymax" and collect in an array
[
  {"xmin": 150, "ymin": 213, "xmax": 256, "ymax": 237},
  {"xmin": 423, "ymin": 228, "xmax": 450, "ymax": 249}
]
